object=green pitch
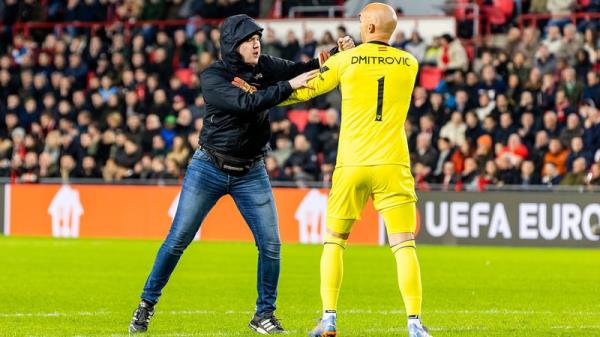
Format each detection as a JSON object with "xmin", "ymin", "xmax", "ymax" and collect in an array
[{"xmin": 0, "ymin": 237, "xmax": 599, "ymax": 337}]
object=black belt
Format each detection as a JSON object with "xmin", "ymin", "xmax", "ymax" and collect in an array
[{"xmin": 200, "ymin": 146, "xmax": 263, "ymax": 176}]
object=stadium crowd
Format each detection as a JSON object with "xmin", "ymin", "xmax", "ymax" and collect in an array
[
  {"xmin": 0, "ymin": 0, "xmax": 342, "ymax": 23},
  {"xmin": 0, "ymin": 1, "xmax": 599, "ymax": 189}
]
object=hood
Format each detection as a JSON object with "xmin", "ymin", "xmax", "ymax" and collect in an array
[{"xmin": 220, "ymin": 14, "xmax": 263, "ymax": 69}]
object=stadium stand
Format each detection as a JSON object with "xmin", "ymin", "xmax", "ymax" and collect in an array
[{"xmin": 0, "ymin": 0, "xmax": 599, "ymax": 189}]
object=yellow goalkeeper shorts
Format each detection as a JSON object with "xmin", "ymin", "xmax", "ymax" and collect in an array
[{"xmin": 327, "ymin": 165, "xmax": 418, "ymax": 231}]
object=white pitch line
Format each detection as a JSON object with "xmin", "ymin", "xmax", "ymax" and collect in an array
[
  {"xmin": 1, "ymin": 308, "xmax": 599, "ymax": 318},
  {"xmin": 550, "ymin": 325, "xmax": 600, "ymax": 330},
  {"xmin": 0, "ymin": 311, "xmax": 108, "ymax": 318}
]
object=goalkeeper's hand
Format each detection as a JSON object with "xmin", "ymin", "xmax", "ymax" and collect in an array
[{"xmin": 337, "ymin": 36, "xmax": 355, "ymax": 51}]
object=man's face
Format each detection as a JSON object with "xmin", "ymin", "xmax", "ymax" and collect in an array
[{"xmin": 238, "ymin": 34, "xmax": 261, "ymax": 66}]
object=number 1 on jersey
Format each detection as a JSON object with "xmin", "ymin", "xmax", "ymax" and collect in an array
[{"xmin": 375, "ymin": 76, "xmax": 384, "ymax": 122}]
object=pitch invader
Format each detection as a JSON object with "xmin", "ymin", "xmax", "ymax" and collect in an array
[{"xmin": 280, "ymin": 3, "xmax": 432, "ymax": 337}]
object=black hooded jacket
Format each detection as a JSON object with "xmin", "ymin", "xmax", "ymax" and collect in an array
[{"xmin": 199, "ymin": 15, "xmax": 320, "ymax": 159}]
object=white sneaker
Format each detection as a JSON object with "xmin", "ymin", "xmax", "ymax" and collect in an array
[{"xmin": 408, "ymin": 320, "xmax": 432, "ymax": 337}]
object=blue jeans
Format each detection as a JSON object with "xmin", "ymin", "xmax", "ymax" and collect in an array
[{"xmin": 141, "ymin": 149, "xmax": 281, "ymax": 315}]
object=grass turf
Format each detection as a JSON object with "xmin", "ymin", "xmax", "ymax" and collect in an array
[{"xmin": 0, "ymin": 237, "xmax": 599, "ymax": 337}]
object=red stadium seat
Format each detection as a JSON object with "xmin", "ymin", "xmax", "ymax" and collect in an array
[
  {"xmin": 288, "ymin": 110, "xmax": 309, "ymax": 132},
  {"xmin": 288, "ymin": 110, "xmax": 328, "ymax": 132},
  {"xmin": 419, "ymin": 66, "xmax": 444, "ymax": 91},
  {"xmin": 494, "ymin": 0, "xmax": 514, "ymax": 17},
  {"xmin": 175, "ymin": 68, "xmax": 193, "ymax": 86}
]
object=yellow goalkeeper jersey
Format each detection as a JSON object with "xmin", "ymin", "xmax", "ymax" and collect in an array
[{"xmin": 281, "ymin": 41, "xmax": 418, "ymax": 167}]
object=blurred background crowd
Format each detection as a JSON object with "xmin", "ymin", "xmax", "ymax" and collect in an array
[{"xmin": 0, "ymin": 0, "xmax": 599, "ymax": 189}]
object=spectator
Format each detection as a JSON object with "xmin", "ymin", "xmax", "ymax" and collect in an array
[
  {"xmin": 319, "ymin": 155, "xmax": 335, "ymax": 184},
  {"xmin": 566, "ymin": 136, "xmax": 592, "ymax": 171},
  {"xmin": 542, "ymin": 25, "xmax": 563, "ymax": 56},
  {"xmin": 450, "ymin": 141, "xmax": 472, "ymax": 174},
  {"xmin": 38, "ymin": 151, "xmax": 58, "ymax": 179},
  {"xmin": 582, "ymin": 28, "xmax": 598, "ymax": 65},
  {"xmin": 428, "ymin": 92, "xmax": 449, "ymax": 126},
  {"xmin": 477, "ymin": 160, "xmax": 498, "ymax": 190},
  {"xmin": 464, "ymin": 111, "xmax": 484, "ymax": 145},
  {"xmin": 284, "ymin": 134, "xmax": 318, "ymax": 182},
  {"xmin": 304, "ymin": 108, "xmax": 324, "ymax": 152},
  {"xmin": 408, "ymin": 86, "xmax": 430, "ymax": 124},
  {"xmin": 437, "ymin": 33, "xmax": 468, "ymax": 72},
  {"xmin": 586, "ymin": 162, "xmax": 600, "ymax": 185},
  {"xmin": 582, "ymin": 100, "xmax": 600, "ymax": 151},
  {"xmin": 496, "ymin": 113, "xmax": 518, "ymax": 144},
  {"xmin": 164, "ymin": 157, "xmax": 180, "ymax": 179},
  {"xmin": 553, "ymin": 89, "xmax": 575, "ymax": 122},
  {"xmin": 574, "ymin": 49, "xmax": 592, "ymax": 81},
  {"xmin": 282, "ymin": 30, "xmax": 300, "ymax": 61},
  {"xmin": 115, "ymin": 137, "xmax": 143, "ymax": 173},
  {"xmin": 432, "ymin": 137, "xmax": 453, "ymax": 177},
  {"xmin": 453, "ymin": 90, "xmax": 471, "ymax": 114},
  {"xmin": 583, "ymin": 71, "xmax": 600, "ymax": 108},
  {"xmin": 532, "ymin": 130, "xmax": 550, "ymax": 171},
  {"xmin": 478, "ymin": 65, "xmax": 506, "ymax": 99},
  {"xmin": 504, "ymin": 27, "xmax": 522, "ymax": 59},
  {"xmin": 315, "ymin": 30, "xmax": 337, "ymax": 59},
  {"xmin": 559, "ymin": 67, "xmax": 584, "ymax": 105},
  {"xmin": 474, "ymin": 50, "xmax": 493, "ymax": 75},
  {"xmin": 517, "ymin": 160, "xmax": 541, "ymax": 186},
  {"xmin": 540, "ymin": 73, "xmax": 557, "ymax": 110},
  {"xmin": 391, "ymin": 32, "xmax": 406, "ymax": 49},
  {"xmin": 413, "ymin": 162, "xmax": 433, "ymax": 190},
  {"xmin": 474, "ymin": 134, "xmax": 494, "ymax": 169},
  {"xmin": 544, "ymin": 138, "xmax": 569, "ymax": 174},
  {"xmin": 262, "ymin": 28, "xmax": 283, "ymax": 58},
  {"xmin": 264, "ymin": 155, "xmax": 286, "ymax": 181},
  {"xmin": 438, "ymin": 161, "xmax": 460, "ymax": 189},
  {"xmin": 499, "ymin": 134, "xmax": 529, "ymax": 165},
  {"xmin": 299, "ymin": 30, "xmax": 317, "ymax": 61},
  {"xmin": 543, "ymin": 111, "xmax": 561, "ymax": 138},
  {"xmin": 59, "ymin": 154, "xmax": 77, "ymax": 181},
  {"xmin": 496, "ymin": 155, "xmax": 520, "ymax": 185},
  {"xmin": 439, "ymin": 111, "xmax": 466, "ymax": 147},
  {"xmin": 77, "ymin": 156, "xmax": 102, "ymax": 179},
  {"xmin": 518, "ymin": 111, "xmax": 536, "ymax": 148},
  {"xmin": 508, "ymin": 52, "xmax": 530, "ymax": 86},
  {"xmin": 561, "ymin": 157, "xmax": 587, "ymax": 185},
  {"xmin": 516, "ymin": 28, "xmax": 540, "ymax": 65},
  {"xmin": 149, "ymin": 157, "xmax": 167, "ymax": 180},
  {"xmin": 404, "ymin": 31, "xmax": 426, "ymax": 62},
  {"xmin": 460, "ymin": 157, "xmax": 479, "ymax": 188},
  {"xmin": 560, "ymin": 113, "xmax": 584, "ymax": 147},
  {"xmin": 272, "ymin": 135, "xmax": 293, "ymax": 167},
  {"xmin": 534, "ymin": 45, "xmax": 557, "ymax": 75},
  {"xmin": 19, "ymin": 151, "xmax": 39, "ymax": 183},
  {"xmin": 319, "ymin": 108, "xmax": 340, "ymax": 158},
  {"xmin": 412, "ymin": 132, "xmax": 438, "ymax": 169},
  {"xmin": 542, "ymin": 162, "xmax": 563, "ymax": 185},
  {"xmin": 167, "ymin": 135, "xmax": 190, "ymax": 168},
  {"xmin": 475, "ymin": 92, "xmax": 496, "ymax": 121},
  {"xmin": 133, "ymin": 155, "xmax": 153, "ymax": 180}
]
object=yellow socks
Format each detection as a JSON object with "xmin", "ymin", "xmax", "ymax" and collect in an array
[
  {"xmin": 391, "ymin": 239, "xmax": 422, "ymax": 316},
  {"xmin": 320, "ymin": 236, "xmax": 346, "ymax": 312}
]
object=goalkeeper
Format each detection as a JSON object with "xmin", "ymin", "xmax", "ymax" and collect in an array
[{"xmin": 280, "ymin": 3, "xmax": 432, "ymax": 337}]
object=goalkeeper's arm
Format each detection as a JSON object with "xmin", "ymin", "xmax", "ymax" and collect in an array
[{"xmin": 278, "ymin": 55, "xmax": 341, "ymax": 106}]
